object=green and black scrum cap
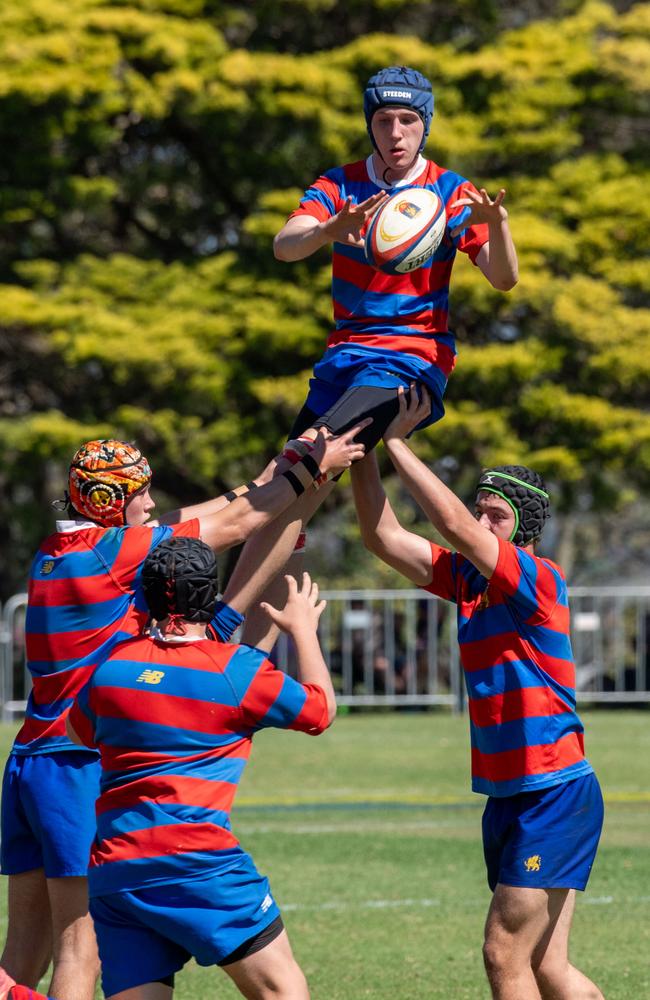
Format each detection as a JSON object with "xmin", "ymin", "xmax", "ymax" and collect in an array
[{"xmin": 476, "ymin": 465, "xmax": 550, "ymax": 546}]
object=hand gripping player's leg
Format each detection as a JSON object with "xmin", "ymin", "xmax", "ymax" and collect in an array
[{"xmin": 223, "ymin": 385, "xmax": 413, "ymax": 650}]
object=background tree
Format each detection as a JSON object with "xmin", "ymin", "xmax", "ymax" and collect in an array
[{"xmin": 0, "ymin": 0, "xmax": 648, "ymax": 597}]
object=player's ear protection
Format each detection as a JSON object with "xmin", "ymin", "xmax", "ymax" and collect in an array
[{"xmin": 78, "ymin": 478, "xmax": 129, "ymax": 522}]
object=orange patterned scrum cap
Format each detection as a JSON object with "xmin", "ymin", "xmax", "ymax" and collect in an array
[{"xmin": 68, "ymin": 439, "xmax": 152, "ymax": 527}]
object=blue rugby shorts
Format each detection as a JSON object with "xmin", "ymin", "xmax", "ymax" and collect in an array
[
  {"xmin": 1, "ymin": 749, "xmax": 100, "ymax": 877},
  {"xmin": 90, "ymin": 858, "xmax": 282, "ymax": 997},
  {"xmin": 482, "ymin": 771, "xmax": 604, "ymax": 892}
]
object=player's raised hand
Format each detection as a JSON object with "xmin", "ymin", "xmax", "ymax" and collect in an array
[
  {"xmin": 323, "ymin": 193, "xmax": 388, "ymax": 247},
  {"xmin": 383, "ymin": 384, "xmax": 431, "ymax": 442},
  {"xmin": 449, "ymin": 187, "xmax": 508, "ymax": 238},
  {"xmin": 311, "ymin": 419, "xmax": 371, "ymax": 477},
  {"xmin": 260, "ymin": 572, "xmax": 326, "ymax": 636}
]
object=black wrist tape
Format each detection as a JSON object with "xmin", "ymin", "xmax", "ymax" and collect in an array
[
  {"xmin": 284, "ymin": 470, "xmax": 305, "ymax": 497},
  {"xmin": 301, "ymin": 453, "xmax": 321, "ymax": 479},
  {"xmin": 224, "ymin": 490, "xmax": 238, "ymax": 502},
  {"xmin": 245, "ymin": 480, "xmax": 258, "ymax": 491}
]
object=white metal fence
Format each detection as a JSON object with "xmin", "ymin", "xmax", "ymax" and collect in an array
[{"xmin": 2, "ymin": 586, "xmax": 650, "ymax": 719}]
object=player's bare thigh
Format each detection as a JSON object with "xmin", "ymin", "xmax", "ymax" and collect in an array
[
  {"xmin": 1, "ymin": 870, "xmax": 51, "ymax": 985},
  {"xmin": 105, "ymin": 930, "xmax": 308, "ymax": 1000},
  {"xmin": 485, "ymin": 884, "xmax": 566, "ymax": 963},
  {"xmin": 47, "ymin": 876, "xmax": 100, "ymax": 1000},
  {"xmin": 530, "ymin": 888, "xmax": 575, "ymax": 970},
  {"xmin": 222, "ymin": 928, "xmax": 309, "ymax": 1000}
]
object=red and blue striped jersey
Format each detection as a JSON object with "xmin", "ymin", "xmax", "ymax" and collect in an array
[
  {"xmin": 291, "ymin": 157, "xmax": 489, "ymax": 382},
  {"xmin": 68, "ymin": 635, "xmax": 330, "ymax": 896},
  {"xmin": 422, "ymin": 537, "xmax": 593, "ymax": 797},
  {"xmin": 15, "ymin": 520, "xmax": 200, "ymax": 756}
]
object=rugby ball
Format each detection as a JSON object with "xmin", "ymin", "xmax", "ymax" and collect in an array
[{"xmin": 365, "ymin": 187, "xmax": 446, "ymax": 274}]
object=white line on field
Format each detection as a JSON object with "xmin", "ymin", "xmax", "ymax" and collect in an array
[
  {"xmin": 239, "ymin": 821, "xmax": 474, "ymax": 835},
  {"xmin": 572, "ymin": 896, "xmax": 650, "ymax": 906},
  {"xmin": 282, "ymin": 897, "xmax": 441, "ymax": 913},
  {"xmin": 279, "ymin": 895, "xmax": 650, "ymax": 914}
]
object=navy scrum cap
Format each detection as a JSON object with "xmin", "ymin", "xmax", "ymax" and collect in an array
[
  {"xmin": 363, "ymin": 66, "xmax": 434, "ymax": 152},
  {"xmin": 476, "ymin": 465, "xmax": 550, "ymax": 547},
  {"xmin": 142, "ymin": 536, "xmax": 219, "ymax": 624}
]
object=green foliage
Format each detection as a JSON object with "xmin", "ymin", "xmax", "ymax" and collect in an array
[{"xmin": 0, "ymin": 0, "xmax": 649, "ymax": 596}]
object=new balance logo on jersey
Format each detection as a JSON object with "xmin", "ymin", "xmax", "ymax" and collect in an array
[
  {"xmin": 137, "ymin": 669, "xmax": 165, "ymax": 684},
  {"xmin": 40, "ymin": 559, "xmax": 56, "ymax": 575},
  {"xmin": 260, "ymin": 893, "xmax": 274, "ymax": 913},
  {"xmin": 381, "ymin": 89, "xmax": 412, "ymax": 99}
]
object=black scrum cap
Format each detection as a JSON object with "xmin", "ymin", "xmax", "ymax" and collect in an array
[{"xmin": 142, "ymin": 536, "xmax": 219, "ymax": 623}]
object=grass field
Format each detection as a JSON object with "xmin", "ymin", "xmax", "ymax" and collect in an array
[{"xmin": 1, "ymin": 710, "xmax": 649, "ymax": 999}]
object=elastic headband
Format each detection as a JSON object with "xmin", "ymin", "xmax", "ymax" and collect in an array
[{"xmin": 479, "ymin": 470, "xmax": 549, "ymax": 499}]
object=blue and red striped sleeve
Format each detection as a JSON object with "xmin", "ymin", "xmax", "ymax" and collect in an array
[
  {"xmin": 446, "ymin": 178, "xmax": 489, "ymax": 263},
  {"xmin": 491, "ymin": 538, "xmax": 566, "ymax": 624},
  {"xmin": 421, "ymin": 541, "xmax": 457, "ymax": 603},
  {"xmin": 290, "ymin": 171, "xmax": 344, "ymax": 222},
  {"xmin": 228, "ymin": 647, "xmax": 329, "ymax": 735}
]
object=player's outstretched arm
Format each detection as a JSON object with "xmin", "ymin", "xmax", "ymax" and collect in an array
[
  {"xmin": 260, "ymin": 572, "xmax": 336, "ymax": 725},
  {"xmin": 351, "ymin": 452, "xmax": 433, "ymax": 587},
  {"xmin": 191, "ymin": 424, "xmax": 368, "ymax": 553},
  {"xmin": 450, "ymin": 187, "xmax": 518, "ymax": 291},
  {"xmin": 383, "ymin": 387, "xmax": 499, "ymax": 579},
  {"xmin": 273, "ymin": 193, "xmax": 387, "ymax": 261},
  {"xmin": 156, "ymin": 452, "xmax": 282, "ymax": 525}
]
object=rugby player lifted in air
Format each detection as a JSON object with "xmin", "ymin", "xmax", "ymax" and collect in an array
[
  {"xmin": 0, "ymin": 428, "xmax": 365, "ymax": 1000},
  {"xmin": 67, "ymin": 537, "xmax": 334, "ymax": 1000},
  {"xmin": 223, "ymin": 64, "xmax": 518, "ymax": 650},
  {"xmin": 351, "ymin": 387, "xmax": 604, "ymax": 1000}
]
